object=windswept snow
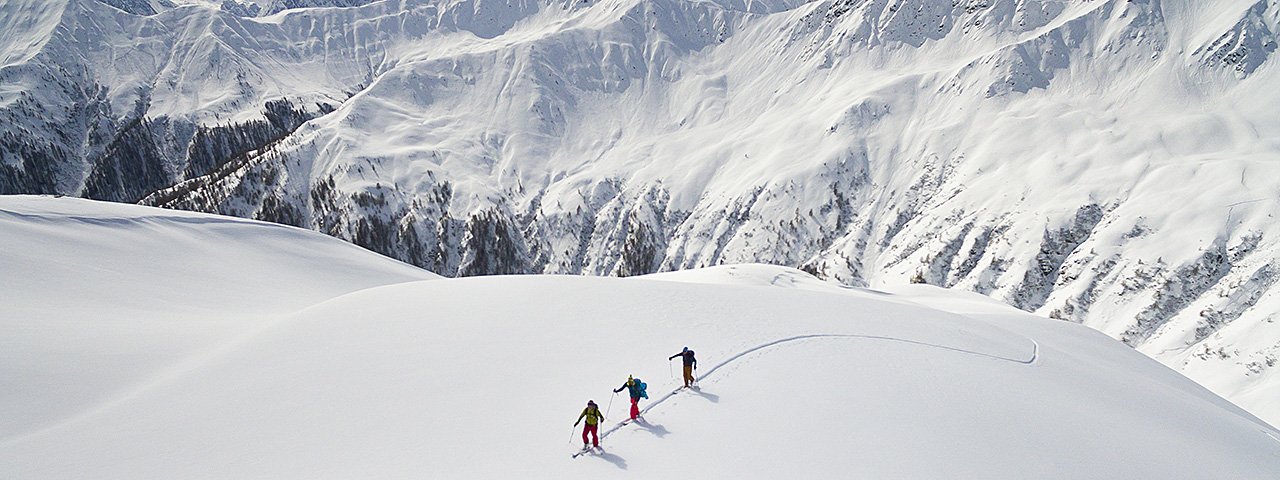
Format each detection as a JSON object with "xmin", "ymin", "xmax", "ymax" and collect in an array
[
  {"xmin": 1, "ymin": 197, "xmax": 1278, "ymax": 478},
  {"xmin": 0, "ymin": 195, "xmax": 435, "ymax": 440}
]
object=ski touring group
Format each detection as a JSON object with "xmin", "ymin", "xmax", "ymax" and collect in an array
[{"xmin": 572, "ymin": 346, "xmax": 698, "ymax": 457}]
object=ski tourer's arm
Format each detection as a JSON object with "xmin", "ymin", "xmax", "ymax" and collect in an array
[{"xmin": 575, "ymin": 408, "xmax": 587, "ymax": 425}]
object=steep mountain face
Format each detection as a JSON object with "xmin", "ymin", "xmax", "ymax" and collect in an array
[
  {"xmin": 187, "ymin": 0, "xmax": 384, "ymax": 16},
  {"xmin": 2, "ymin": 0, "xmax": 1280, "ymax": 421},
  {"xmin": 97, "ymin": 0, "xmax": 164, "ymax": 15},
  {"xmin": 0, "ymin": 0, "xmax": 342, "ymax": 202}
]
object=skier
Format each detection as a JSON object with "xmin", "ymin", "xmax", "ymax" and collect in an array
[
  {"xmin": 574, "ymin": 400, "xmax": 604, "ymax": 449},
  {"xmin": 613, "ymin": 375, "xmax": 647, "ymax": 421},
  {"xmin": 668, "ymin": 346, "xmax": 698, "ymax": 388}
]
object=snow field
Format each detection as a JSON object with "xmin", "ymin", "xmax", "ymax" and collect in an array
[
  {"xmin": 0, "ymin": 195, "xmax": 435, "ymax": 440},
  {"xmin": 2, "ymin": 197, "xmax": 1279, "ymax": 478}
]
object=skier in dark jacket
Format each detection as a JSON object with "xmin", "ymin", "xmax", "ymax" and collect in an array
[
  {"xmin": 574, "ymin": 400, "xmax": 604, "ymax": 448},
  {"xmin": 669, "ymin": 346, "xmax": 698, "ymax": 388},
  {"xmin": 613, "ymin": 375, "xmax": 646, "ymax": 420}
]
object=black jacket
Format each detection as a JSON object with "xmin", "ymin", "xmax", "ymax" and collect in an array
[{"xmin": 669, "ymin": 350, "xmax": 697, "ymax": 367}]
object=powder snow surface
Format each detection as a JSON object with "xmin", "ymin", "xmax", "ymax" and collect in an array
[
  {"xmin": 2, "ymin": 196, "xmax": 1278, "ymax": 478},
  {"xmin": 0, "ymin": 195, "xmax": 435, "ymax": 438}
]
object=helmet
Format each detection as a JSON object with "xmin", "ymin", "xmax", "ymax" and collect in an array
[
  {"xmin": 587, "ymin": 400, "xmax": 596, "ymax": 406},
  {"xmin": 683, "ymin": 346, "xmax": 689, "ymax": 352}
]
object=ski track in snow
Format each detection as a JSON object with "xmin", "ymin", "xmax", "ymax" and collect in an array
[
  {"xmin": 600, "ymin": 332, "xmax": 1040, "ymax": 440},
  {"xmin": 5, "ymin": 197, "xmax": 1280, "ymax": 476},
  {"xmin": 1268, "ymin": 430, "xmax": 1280, "ymax": 446}
]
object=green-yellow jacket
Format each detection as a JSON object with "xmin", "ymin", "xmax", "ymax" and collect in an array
[{"xmin": 577, "ymin": 406, "xmax": 604, "ymax": 426}]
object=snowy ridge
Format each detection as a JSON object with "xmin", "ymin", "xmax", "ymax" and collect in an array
[
  {"xmin": 0, "ymin": 195, "xmax": 436, "ymax": 439},
  {"xmin": 1, "ymin": 196, "xmax": 1278, "ymax": 478},
  {"xmin": 2, "ymin": 0, "xmax": 1280, "ymax": 427},
  {"xmin": 1194, "ymin": 0, "xmax": 1278, "ymax": 77}
]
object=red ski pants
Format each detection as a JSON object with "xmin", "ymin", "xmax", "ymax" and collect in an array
[
  {"xmin": 582, "ymin": 423, "xmax": 599, "ymax": 446},
  {"xmin": 629, "ymin": 397, "xmax": 640, "ymax": 419}
]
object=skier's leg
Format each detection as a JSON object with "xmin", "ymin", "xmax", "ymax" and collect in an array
[
  {"xmin": 683, "ymin": 365, "xmax": 694, "ymax": 387},
  {"xmin": 582, "ymin": 424, "xmax": 589, "ymax": 446},
  {"xmin": 588, "ymin": 424, "xmax": 599, "ymax": 446},
  {"xmin": 630, "ymin": 397, "xmax": 639, "ymax": 419}
]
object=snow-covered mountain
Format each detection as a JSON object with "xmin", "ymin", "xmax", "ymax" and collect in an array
[
  {"xmin": 2, "ymin": 196, "xmax": 1278, "ymax": 478},
  {"xmin": 93, "ymin": 0, "xmax": 383, "ymax": 17},
  {"xmin": 2, "ymin": 0, "xmax": 1280, "ymax": 427}
]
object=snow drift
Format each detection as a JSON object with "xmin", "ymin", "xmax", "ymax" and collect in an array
[
  {"xmin": 2, "ymin": 196, "xmax": 1278, "ymax": 478},
  {"xmin": 0, "ymin": 195, "xmax": 436, "ymax": 438}
]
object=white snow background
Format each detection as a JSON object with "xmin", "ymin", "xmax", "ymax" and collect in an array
[{"xmin": 2, "ymin": 196, "xmax": 1278, "ymax": 478}]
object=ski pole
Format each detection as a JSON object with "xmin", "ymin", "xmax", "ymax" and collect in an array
[
  {"xmin": 668, "ymin": 359, "xmax": 674, "ymax": 380},
  {"xmin": 568, "ymin": 424, "xmax": 576, "ymax": 445},
  {"xmin": 605, "ymin": 392, "xmax": 616, "ymax": 420}
]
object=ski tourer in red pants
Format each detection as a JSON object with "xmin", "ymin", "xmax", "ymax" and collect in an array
[
  {"xmin": 575, "ymin": 400, "xmax": 603, "ymax": 447},
  {"xmin": 613, "ymin": 375, "xmax": 647, "ymax": 420}
]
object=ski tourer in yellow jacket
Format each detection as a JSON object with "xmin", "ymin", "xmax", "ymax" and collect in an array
[{"xmin": 575, "ymin": 400, "xmax": 604, "ymax": 447}]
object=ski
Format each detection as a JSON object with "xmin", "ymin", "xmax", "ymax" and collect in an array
[{"xmin": 571, "ymin": 446, "xmax": 603, "ymax": 458}]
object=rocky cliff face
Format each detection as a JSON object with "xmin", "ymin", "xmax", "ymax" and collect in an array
[{"xmin": 3, "ymin": 0, "xmax": 1280, "ymax": 420}]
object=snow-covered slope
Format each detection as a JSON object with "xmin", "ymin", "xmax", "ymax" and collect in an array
[
  {"xmin": 0, "ymin": 195, "xmax": 436, "ymax": 439},
  {"xmin": 1, "ymin": 197, "xmax": 1278, "ymax": 478},
  {"xmin": 3, "ymin": 0, "xmax": 1280, "ymax": 434}
]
